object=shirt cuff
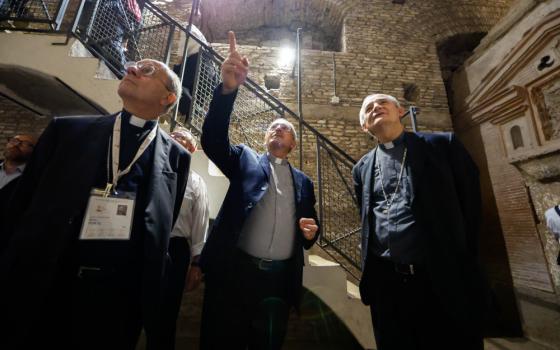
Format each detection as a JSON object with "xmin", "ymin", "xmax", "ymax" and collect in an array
[{"xmin": 191, "ymin": 242, "xmax": 205, "ymax": 257}]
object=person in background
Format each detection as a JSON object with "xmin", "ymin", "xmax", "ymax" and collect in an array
[
  {"xmin": 544, "ymin": 205, "xmax": 560, "ymax": 265},
  {"xmin": 158, "ymin": 127, "xmax": 209, "ymax": 350},
  {"xmin": 0, "ymin": 134, "xmax": 36, "ymax": 251}
]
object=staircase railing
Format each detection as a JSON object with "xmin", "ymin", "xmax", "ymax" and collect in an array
[{"xmin": 10, "ymin": 0, "xmax": 365, "ymax": 279}]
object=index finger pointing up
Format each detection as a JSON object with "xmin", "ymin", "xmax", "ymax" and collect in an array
[{"xmin": 228, "ymin": 31, "xmax": 237, "ymax": 53}]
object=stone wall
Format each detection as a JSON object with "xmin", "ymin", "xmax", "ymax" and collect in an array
[{"xmin": 161, "ymin": 0, "xmax": 513, "ymax": 159}]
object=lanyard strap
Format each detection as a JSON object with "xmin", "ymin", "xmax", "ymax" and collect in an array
[{"xmin": 109, "ymin": 113, "xmax": 158, "ymax": 190}]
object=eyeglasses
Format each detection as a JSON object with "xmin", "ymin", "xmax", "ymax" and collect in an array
[
  {"xmin": 124, "ymin": 61, "xmax": 174, "ymax": 92},
  {"xmin": 8, "ymin": 137, "xmax": 35, "ymax": 148},
  {"xmin": 268, "ymin": 123, "xmax": 292, "ymax": 132}
]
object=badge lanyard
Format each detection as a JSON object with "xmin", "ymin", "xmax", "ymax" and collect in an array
[{"xmin": 104, "ymin": 113, "xmax": 158, "ymax": 196}]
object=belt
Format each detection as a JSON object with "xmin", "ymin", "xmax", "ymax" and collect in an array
[
  {"xmin": 77, "ymin": 265, "xmax": 116, "ymax": 279},
  {"xmin": 373, "ymin": 256, "xmax": 423, "ymax": 276},
  {"xmin": 235, "ymin": 249, "xmax": 291, "ymax": 272}
]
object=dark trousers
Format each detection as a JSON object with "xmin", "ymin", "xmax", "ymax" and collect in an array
[
  {"xmin": 15, "ymin": 265, "xmax": 144, "ymax": 350},
  {"xmin": 158, "ymin": 236, "xmax": 191, "ymax": 350},
  {"xmin": 364, "ymin": 257, "xmax": 483, "ymax": 350},
  {"xmin": 200, "ymin": 250, "xmax": 292, "ymax": 350},
  {"xmin": 69, "ymin": 268, "xmax": 143, "ymax": 349}
]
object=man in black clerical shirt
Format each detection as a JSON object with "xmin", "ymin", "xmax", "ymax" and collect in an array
[
  {"xmin": 0, "ymin": 59, "xmax": 190, "ymax": 350},
  {"xmin": 353, "ymin": 93, "xmax": 489, "ymax": 350}
]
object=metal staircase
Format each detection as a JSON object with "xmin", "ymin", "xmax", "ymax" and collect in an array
[{"xmin": 0, "ymin": 0, "xmax": 363, "ymax": 281}]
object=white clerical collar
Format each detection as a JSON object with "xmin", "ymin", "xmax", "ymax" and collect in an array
[
  {"xmin": 129, "ymin": 115, "xmax": 147, "ymax": 128},
  {"xmin": 379, "ymin": 132, "xmax": 405, "ymax": 150},
  {"xmin": 267, "ymin": 153, "xmax": 288, "ymax": 165},
  {"xmin": 381, "ymin": 141, "xmax": 395, "ymax": 149}
]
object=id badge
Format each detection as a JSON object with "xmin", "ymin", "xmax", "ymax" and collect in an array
[{"xmin": 79, "ymin": 188, "xmax": 136, "ymax": 240}]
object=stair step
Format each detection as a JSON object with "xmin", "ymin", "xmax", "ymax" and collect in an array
[
  {"xmin": 69, "ymin": 40, "xmax": 117, "ymax": 80},
  {"xmin": 308, "ymin": 254, "xmax": 340, "ymax": 267},
  {"xmin": 347, "ymin": 280, "xmax": 361, "ymax": 300}
]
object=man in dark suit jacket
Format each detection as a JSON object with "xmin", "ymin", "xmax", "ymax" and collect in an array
[
  {"xmin": 352, "ymin": 93, "xmax": 488, "ymax": 350},
  {"xmin": 0, "ymin": 59, "xmax": 190, "ymax": 350},
  {"xmin": 0, "ymin": 134, "xmax": 36, "ymax": 250},
  {"xmin": 199, "ymin": 31, "xmax": 320, "ymax": 350}
]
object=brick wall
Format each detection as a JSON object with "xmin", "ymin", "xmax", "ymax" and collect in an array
[
  {"xmin": 163, "ymin": 0, "xmax": 514, "ymax": 158},
  {"xmin": 480, "ymin": 121, "xmax": 553, "ymax": 292},
  {"xmin": 0, "ymin": 97, "xmax": 51, "ymax": 155}
]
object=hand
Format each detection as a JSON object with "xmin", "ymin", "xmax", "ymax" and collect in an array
[
  {"xmin": 221, "ymin": 31, "xmax": 249, "ymax": 95},
  {"xmin": 299, "ymin": 218, "xmax": 318, "ymax": 241},
  {"xmin": 185, "ymin": 264, "xmax": 203, "ymax": 292}
]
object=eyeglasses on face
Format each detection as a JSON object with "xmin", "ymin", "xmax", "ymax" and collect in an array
[
  {"xmin": 124, "ymin": 61, "xmax": 174, "ymax": 92},
  {"xmin": 268, "ymin": 123, "xmax": 292, "ymax": 132},
  {"xmin": 8, "ymin": 137, "xmax": 35, "ymax": 148}
]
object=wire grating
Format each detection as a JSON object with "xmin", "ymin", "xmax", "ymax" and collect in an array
[
  {"xmin": 74, "ymin": 0, "xmax": 174, "ymax": 75},
  {"xmin": 317, "ymin": 140, "xmax": 362, "ymax": 275},
  {"xmin": 0, "ymin": 0, "xmax": 63, "ymax": 30}
]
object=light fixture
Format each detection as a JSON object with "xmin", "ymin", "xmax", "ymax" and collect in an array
[{"xmin": 277, "ymin": 46, "xmax": 295, "ymax": 68}]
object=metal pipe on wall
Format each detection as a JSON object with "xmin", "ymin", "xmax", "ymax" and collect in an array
[{"xmin": 296, "ymin": 27, "xmax": 303, "ymax": 169}]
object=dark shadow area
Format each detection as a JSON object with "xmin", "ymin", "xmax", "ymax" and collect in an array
[
  {"xmin": 0, "ymin": 64, "xmax": 107, "ymax": 117},
  {"xmin": 437, "ymin": 32, "xmax": 487, "ymax": 114},
  {"xmin": 164, "ymin": 284, "xmax": 364, "ymax": 350},
  {"xmin": 284, "ymin": 288, "xmax": 364, "ymax": 349},
  {"xmin": 455, "ymin": 126, "xmax": 523, "ymax": 338}
]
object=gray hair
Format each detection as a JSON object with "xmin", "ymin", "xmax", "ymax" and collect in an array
[
  {"xmin": 358, "ymin": 93, "xmax": 400, "ymax": 127},
  {"xmin": 160, "ymin": 63, "xmax": 182, "ymax": 113}
]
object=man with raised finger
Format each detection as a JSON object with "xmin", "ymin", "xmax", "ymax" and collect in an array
[{"xmin": 199, "ymin": 31, "xmax": 320, "ymax": 350}]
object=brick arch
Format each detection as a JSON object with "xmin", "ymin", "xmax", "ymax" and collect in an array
[
  {"xmin": 417, "ymin": 0, "xmax": 515, "ymax": 42},
  {"xmin": 199, "ymin": 0, "xmax": 355, "ymax": 51}
]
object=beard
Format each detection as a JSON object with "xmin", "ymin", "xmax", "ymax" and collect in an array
[{"xmin": 4, "ymin": 147, "xmax": 29, "ymax": 163}]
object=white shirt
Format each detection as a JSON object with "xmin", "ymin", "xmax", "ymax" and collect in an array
[
  {"xmin": 0, "ymin": 161, "xmax": 25, "ymax": 189},
  {"xmin": 545, "ymin": 206, "xmax": 560, "ymax": 242},
  {"xmin": 171, "ymin": 171, "xmax": 210, "ymax": 256}
]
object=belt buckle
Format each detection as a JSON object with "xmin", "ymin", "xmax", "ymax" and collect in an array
[
  {"xmin": 394, "ymin": 263, "xmax": 415, "ymax": 275},
  {"xmin": 77, "ymin": 265, "xmax": 101, "ymax": 278},
  {"xmin": 258, "ymin": 258, "xmax": 274, "ymax": 270}
]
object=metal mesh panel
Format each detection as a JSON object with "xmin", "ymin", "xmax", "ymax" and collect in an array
[
  {"xmin": 317, "ymin": 140, "xmax": 362, "ymax": 278},
  {"xmin": 186, "ymin": 49, "xmax": 221, "ymax": 135},
  {"xmin": 188, "ymin": 48, "xmax": 281, "ymax": 153},
  {"xmin": 0, "ymin": 0, "xmax": 63, "ymax": 30},
  {"xmin": 74, "ymin": 0, "xmax": 174, "ymax": 75},
  {"xmin": 131, "ymin": 6, "xmax": 172, "ymax": 62}
]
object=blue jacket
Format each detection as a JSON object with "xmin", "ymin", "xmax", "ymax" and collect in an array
[{"xmin": 200, "ymin": 86, "xmax": 319, "ymax": 306}]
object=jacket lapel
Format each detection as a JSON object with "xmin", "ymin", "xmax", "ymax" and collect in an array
[
  {"xmin": 144, "ymin": 129, "xmax": 175, "ymax": 255},
  {"xmin": 362, "ymin": 148, "xmax": 376, "ymax": 212},
  {"xmin": 404, "ymin": 132, "xmax": 428, "ymax": 205},
  {"xmin": 258, "ymin": 153, "xmax": 271, "ymax": 182},
  {"xmin": 290, "ymin": 164, "xmax": 303, "ymax": 206}
]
